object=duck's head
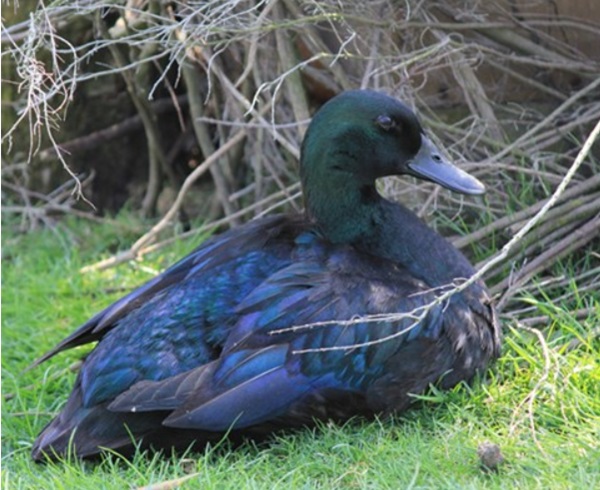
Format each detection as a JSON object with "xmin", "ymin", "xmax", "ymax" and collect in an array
[
  {"xmin": 299, "ymin": 90, "xmax": 485, "ymax": 243},
  {"xmin": 300, "ymin": 90, "xmax": 485, "ymax": 197},
  {"xmin": 300, "ymin": 90, "xmax": 485, "ymax": 243}
]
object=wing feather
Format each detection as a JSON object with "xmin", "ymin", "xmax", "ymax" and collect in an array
[{"xmin": 108, "ymin": 250, "xmax": 446, "ymax": 431}]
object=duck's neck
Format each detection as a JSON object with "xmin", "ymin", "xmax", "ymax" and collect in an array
[
  {"xmin": 367, "ymin": 200, "xmax": 477, "ymax": 287},
  {"xmin": 304, "ymin": 175, "xmax": 385, "ymax": 245},
  {"xmin": 305, "ymin": 178, "xmax": 476, "ymax": 286}
]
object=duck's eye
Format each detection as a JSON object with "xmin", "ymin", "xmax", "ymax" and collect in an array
[{"xmin": 375, "ymin": 115, "xmax": 396, "ymax": 131}]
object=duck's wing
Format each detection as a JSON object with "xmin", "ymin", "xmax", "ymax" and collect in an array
[
  {"xmin": 108, "ymin": 250, "xmax": 447, "ymax": 430},
  {"xmin": 30, "ymin": 215, "xmax": 298, "ymax": 368}
]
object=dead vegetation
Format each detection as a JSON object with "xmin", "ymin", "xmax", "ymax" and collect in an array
[{"xmin": 2, "ymin": 1, "xmax": 599, "ymax": 322}]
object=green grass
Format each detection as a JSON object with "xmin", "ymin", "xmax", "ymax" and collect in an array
[{"xmin": 2, "ymin": 216, "xmax": 599, "ymax": 489}]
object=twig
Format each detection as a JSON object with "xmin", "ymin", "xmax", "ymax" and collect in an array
[
  {"xmin": 527, "ymin": 266, "xmax": 600, "ymax": 292},
  {"xmin": 496, "ymin": 214, "xmax": 600, "ymax": 309},
  {"xmin": 233, "ymin": 0, "xmax": 279, "ymax": 88},
  {"xmin": 208, "ymin": 60, "xmax": 303, "ymax": 208},
  {"xmin": 475, "ymin": 26, "xmax": 591, "ymax": 74},
  {"xmin": 453, "ymin": 174, "xmax": 600, "ymax": 249},
  {"xmin": 485, "ymin": 77, "xmax": 600, "ymax": 165},
  {"xmin": 274, "ymin": 1, "xmax": 311, "ymax": 139},
  {"xmin": 485, "ymin": 59, "xmax": 567, "ymax": 102},
  {"xmin": 96, "ymin": 11, "xmax": 177, "ymax": 217},
  {"xmin": 180, "ymin": 55, "xmax": 239, "ymax": 222},
  {"xmin": 478, "ymin": 193, "xmax": 600, "ymax": 280},
  {"xmin": 2, "ymin": 204, "xmax": 105, "ymax": 225},
  {"xmin": 281, "ymin": 0, "xmax": 354, "ymax": 91},
  {"xmin": 503, "ymin": 307, "xmax": 595, "ymax": 327},
  {"xmin": 505, "ymin": 192, "xmax": 600, "ymax": 236},
  {"xmin": 446, "ymin": 46, "xmax": 504, "ymax": 142}
]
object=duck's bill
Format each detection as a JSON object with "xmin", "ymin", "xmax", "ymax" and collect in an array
[{"xmin": 407, "ymin": 136, "xmax": 485, "ymax": 195}]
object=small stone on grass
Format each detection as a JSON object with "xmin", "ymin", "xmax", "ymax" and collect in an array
[{"xmin": 477, "ymin": 441, "xmax": 504, "ymax": 472}]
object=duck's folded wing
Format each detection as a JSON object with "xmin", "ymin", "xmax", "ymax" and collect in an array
[
  {"xmin": 108, "ymin": 343, "xmax": 330, "ymax": 430},
  {"xmin": 30, "ymin": 215, "xmax": 296, "ymax": 368},
  {"xmin": 108, "ymin": 255, "xmax": 442, "ymax": 431}
]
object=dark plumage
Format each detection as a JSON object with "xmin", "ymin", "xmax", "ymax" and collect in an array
[{"xmin": 31, "ymin": 90, "xmax": 501, "ymax": 461}]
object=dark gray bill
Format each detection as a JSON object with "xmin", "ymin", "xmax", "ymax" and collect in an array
[{"xmin": 407, "ymin": 136, "xmax": 485, "ymax": 195}]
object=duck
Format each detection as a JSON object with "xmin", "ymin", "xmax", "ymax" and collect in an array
[{"xmin": 31, "ymin": 89, "xmax": 501, "ymax": 461}]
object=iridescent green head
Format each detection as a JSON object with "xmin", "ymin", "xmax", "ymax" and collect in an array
[{"xmin": 300, "ymin": 90, "xmax": 484, "ymax": 242}]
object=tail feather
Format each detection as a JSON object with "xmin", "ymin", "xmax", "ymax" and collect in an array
[
  {"xmin": 32, "ymin": 386, "xmax": 163, "ymax": 461},
  {"xmin": 32, "ymin": 383, "xmax": 227, "ymax": 461}
]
